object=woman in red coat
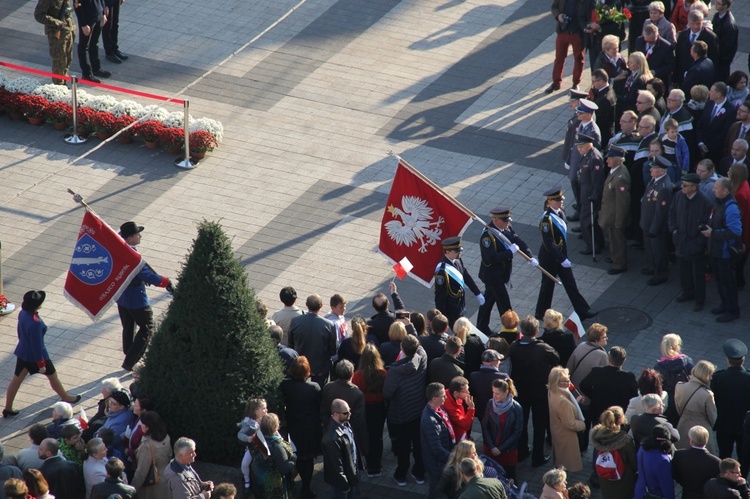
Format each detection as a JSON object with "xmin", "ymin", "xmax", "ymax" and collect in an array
[{"xmin": 728, "ymin": 163, "xmax": 750, "ymax": 289}]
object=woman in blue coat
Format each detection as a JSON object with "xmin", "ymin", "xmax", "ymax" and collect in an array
[{"xmin": 3, "ymin": 290, "xmax": 81, "ymax": 418}]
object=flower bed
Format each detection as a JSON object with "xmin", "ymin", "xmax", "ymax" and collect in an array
[{"xmin": 0, "ymin": 74, "xmax": 223, "ymax": 157}]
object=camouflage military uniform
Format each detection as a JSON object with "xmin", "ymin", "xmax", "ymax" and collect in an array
[{"xmin": 35, "ymin": 0, "xmax": 76, "ymax": 84}]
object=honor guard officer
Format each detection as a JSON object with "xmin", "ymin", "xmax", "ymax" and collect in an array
[
  {"xmin": 476, "ymin": 207, "xmax": 537, "ymax": 336},
  {"xmin": 599, "ymin": 145, "xmax": 632, "ymax": 275},
  {"xmin": 563, "ymin": 89, "xmax": 589, "ymax": 222},
  {"xmin": 640, "ymin": 156, "xmax": 674, "ymax": 286},
  {"xmin": 435, "ymin": 236, "xmax": 484, "ymax": 328},
  {"xmin": 534, "ymin": 188, "xmax": 596, "ymax": 321},
  {"xmin": 575, "ymin": 133, "xmax": 607, "ymax": 255},
  {"xmin": 567, "ymin": 99, "xmax": 602, "ymax": 223}
]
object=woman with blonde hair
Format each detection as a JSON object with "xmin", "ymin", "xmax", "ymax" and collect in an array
[
  {"xmin": 337, "ymin": 315, "xmax": 376, "ymax": 368},
  {"xmin": 548, "ymin": 367, "xmax": 586, "ymax": 472},
  {"xmin": 453, "ymin": 317, "xmax": 484, "ymax": 376},
  {"xmin": 541, "ymin": 309, "xmax": 576, "ymax": 367},
  {"xmin": 590, "ymin": 406, "xmax": 636, "ymax": 499},
  {"xmin": 654, "ymin": 333, "xmax": 694, "ymax": 425},
  {"xmin": 540, "ymin": 468, "xmax": 568, "ymax": 499},
  {"xmin": 378, "ymin": 321, "xmax": 407, "ymax": 367},
  {"xmin": 593, "ymin": 34, "xmax": 627, "ymax": 83},
  {"xmin": 618, "ymin": 51, "xmax": 653, "ymax": 114},
  {"xmin": 434, "ymin": 440, "xmax": 492, "ymax": 499},
  {"xmin": 674, "ymin": 360, "xmax": 717, "ymax": 454},
  {"xmin": 497, "ymin": 310, "xmax": 520, "ymax": 345}
]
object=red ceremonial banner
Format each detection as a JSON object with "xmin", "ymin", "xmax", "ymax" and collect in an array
[
  {"xmin": 64, "ymin": 210, "xmax": 145, "ymax": 321},
  {"xmin": 379, "ymin": 160, "xmax": 473, "ymax": 287}
]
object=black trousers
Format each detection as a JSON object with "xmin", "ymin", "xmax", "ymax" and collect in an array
[
  {"xmin": 118, "ymin": 305, "xmax": 153, "ymax": 369},
  {"xmin": 476, "ymin": 279, "xmax": 511, "ymax": 336},
  {"xmin": 102, "ymin": 1, "xmax": 120, "ymax": 55},
  {"xmin": 714, "ymin": 257, "xmax": 740, "ymax": 315},
  {"xmin": 517, "ymin": 392, "xmax": 549, "ymax": 463},
  {"xmin": 388, "ymin": 418, "xmax": 424, "ymax": 480},
  {"xmin": 718, "ymin": 431, "xmax": 743, "ymax": 462},
  {"xmin": 644, "ymin": 231, "xmax": 669, "ymax": 279},
  {"xmin": 679, "ymin": 253, "xmax": 706, "ymax": 304},
  {"xmin": 365, "ymin": 402, "xmax": 386, "ymax": 473},
  {"xmin": 535, "ymin": 260, "xmax": 591, "ymax": 319},
  {"xmin": 78, "ymin": 21, "xmax": 103, "ymax": 76}
]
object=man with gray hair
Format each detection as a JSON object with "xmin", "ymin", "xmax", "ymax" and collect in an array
[
  {"xmin": 163, "ymin": 437, "xmax": 214, "ymax": 499},
  {"xmin": 630, "ymin": 393, "xmax": 680, "ymax": 448},
  {"xmin": 0, "ymin": 443, "xmax": 22, "ymax": 499},
  {"xmin": 320, "ymin": 360, "xmax": 367, "ymax": 459},
  {"xmin": 719, "ymin": 139, "xmax": 750, "ymax": 176},
  {"xmin": 673, "ymin": 426, "xmax": 721, "ymax": 499},
  {"xmin": 675, "ymin": 9, "xmax": 719, "ymax": 87},
  {"xmin": 288, "ymin": 294, "xmax": 337, "ymax": 387},
  {"xmin": 643, "ymin": 1, "xmax": 676, "ymax": 44},
  {"xmin": 636, "ymin": 23, "xmax": 676, "ymax": 86},
  {"xmin": 457, "ymin": 457, "xmax": 507, "ymax": 498},
  {"xmin": 636, "ymin": 89, "xmax": 660, "ymax": 123},
  {"xmin": 725, "ymin": 101, "xmax": 750, "ymax": 158}
]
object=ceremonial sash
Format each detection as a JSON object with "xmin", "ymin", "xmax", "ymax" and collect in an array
[
  {"xmin": 437, "ymin": 261, "xmax": 466, "ymax": 291},
  {"xmin": 549, "ymin": 212, "xmax": 568, "ymax": 241},
  {"xmin": 487, "ymin": 228, "xmax": 510, "ymax": 250}
]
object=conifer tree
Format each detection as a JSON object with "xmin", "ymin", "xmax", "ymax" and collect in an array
[{"xmin": 140, "ymin": 220, "xmax": 283, "ymax": 464}]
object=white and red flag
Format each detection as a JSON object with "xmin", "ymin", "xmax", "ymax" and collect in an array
[
  {"xmin": 564, "ymin": 311, "xmax": 585, "ymax": 341},
  {"xmin": 379, "ymin": 159, "xmax": 473, "ymax": 287},
  {"xmin": 64, "ymin": 210, "xmax": 144, "ymax": 320}
]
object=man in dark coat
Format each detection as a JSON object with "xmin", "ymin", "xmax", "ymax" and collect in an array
[
  {"xmin": 476, "ymin": 206, "xmax": 535, "ymax": 336},
  {"xmin": 288, "ymin": 294, "xmax": 337, "ymax": 387},
  {"xmin": 711, "ymin": 339, "xmax": 750, "ymax": 463},
  {"xmin": 576, "ymin": 133, "xmax": 607, "ymax": 255},
  {"xmin": 673, "ymin": 426, "xmax": 721, "ymax": 499},
  {"xmin": 366, "ymin": 282, "xmax": 407, "ymax": 344},
  {"xmin": 674, "ymin": 10, "xmax": 719, "ymax": 87},
  {"xmin": 630, "ymin": 394, "xmax": 680, "ymax": 448},
  {"xmin": 420, "ymin": 382, "xmax": 455, "ymax": 494},
  {"xmin": 668, "ymin": 173, "xmax": 712, "ymax": 311},
  {"xmin": 38, "ymin": 438, "xmax": 85, "ymax": 499},
  {"xmin": 724, "ymin": 102, "xmax": 750, "ymax": 158},
  {"xmin": 580, "ymin": 346, "xmax": 638, "ymax": 425},
  {"xmin": 703, "ymin": 458, "xmax": 750, "ymax": 499},
  {"xmin": 320, "ymin": 360, "xmax": 368, "ymax": 457},
  {"xmin": 90, "ymin": 457, "xmax": 136, "ymax": 499},
  {"xmin": 428, "ymin": 336, "xmax": 464, "ymax": 388},
  {"xmin": 635, "ymin": 23, "xmax": 676, "ymax": 86},
  {"xmin": 591, "ymin": 69, "xmax": 616, "ymax": 149},
  {"xmin": 469, "ymin": 349, "xmax": 509, "ymax": 422},
  {"xmin": 697, "ymin": 82, "xmax": 736, "ymax": 166},
  {"xmin": 419, "ymin": 314, "xmax": 449, "ymax": 364},
  {"xmin": 567, "ymin": 99, "xmax": 602, "ymax": 223},
  {"xmin": 434, "ymin": 236, "xmax": 483, "ymax": 328},
  {"xmin": 682, "ymin": 41, "xmax": 717, "ymax": 96},
  {"xmin": 322, "ymin": 399, "xmax": 361, "ymax": 498},
  {"xmin": 563, "ymin": 89, "xmax": 588, "ymax": 222},
  {"xmin": 640, "ymin": 156, "xmax": 674, "ymax": 286},
  {"xmin": 712, "ymin": 0, "xmax": 739, "ymax": 83},
  {"xmin": 509, "ymin": 316, "xmax": 560, "ymax": 467}
]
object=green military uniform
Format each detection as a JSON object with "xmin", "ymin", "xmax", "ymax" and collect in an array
[
  {"xmin": 35, "ymin": 0, "xmax": 76, "ymax": 84},
  {"xmin": 599, "ymin": 146, "xmax": 632, "ymax": 274}
]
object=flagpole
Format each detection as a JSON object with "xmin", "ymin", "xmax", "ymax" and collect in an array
[
  {"xmin": 388, "ymin": 151, "xmax": 562, "ymax": 285},
  {"xmin": 68, "ymin": 189, "xmax": 95, "ymax": 214}
]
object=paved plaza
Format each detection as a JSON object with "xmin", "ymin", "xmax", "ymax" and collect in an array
[{"xmin": 1, "ymin": 0, "xmax": 750, "ymax": 496}]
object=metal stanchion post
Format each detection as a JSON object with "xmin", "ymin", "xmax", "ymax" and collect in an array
[
  {"xmin": 175, "ymin": 99, "xmax": 196, "ymax": 169},
  {"xmin": 64, "ymin": 76, "xmax": 87, "ymax": 144},
  {"xmin": 0, "ymin": 241, "xmax": 17, "ymax": 315}
]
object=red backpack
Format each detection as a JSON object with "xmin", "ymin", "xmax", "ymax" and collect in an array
[{"xmin": 595, "ymin": 449, "xmax": 625, "ymax": 480}]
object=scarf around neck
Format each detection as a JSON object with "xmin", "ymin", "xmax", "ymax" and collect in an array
[{"xmin": 492, "ymin": 395, "xmax": 514, "ymax": 416}]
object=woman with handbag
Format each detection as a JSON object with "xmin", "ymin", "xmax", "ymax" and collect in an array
[
  {"xmin": 634, "ymin": 424, "xmax": 676, "ymax": 499},
  {"xmin": 674, "ymin": 360, "xmax": 717, "ymax": 454},
  {"xmin": 131, "ymin": 411, "xmax": 172, "ymax": 499},
  {"xmin": 548, "ymin": 367, "xmax": 586, "ymax": 472}
]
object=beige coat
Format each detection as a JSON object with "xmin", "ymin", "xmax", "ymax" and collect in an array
[
  {"xmin": 131, "ymin": 435, "xmax": 173, "ymax": 499},
  {"xmin": 549, "ymin": 390, "xmax": 586, "ymax": 472},
  {"xmin": 566, "ymin": 342, "xmax": 608, "ymax": 387},
  {"xmin": 539, "ymin": 484, "xmax": 566, "ymax": 499},
  {"xmin": 675, "ymin": 377, "xmax": 717, "ymax": 455}
]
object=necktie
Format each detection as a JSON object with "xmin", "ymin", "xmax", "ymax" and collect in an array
[
  {"xmin": 690, "ymin": 32, "xmax": 697, "ymax": 44},
  {"xmin": 712, "ymin": 105, "xmax": 719, "ymax": 121},
  {"xmin": 740, "ymin": 125, "xmax": 748, "ymax": 140}
]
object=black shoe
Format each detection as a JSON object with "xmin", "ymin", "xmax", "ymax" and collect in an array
[
  {"xmin": 122, "ymin": 363, "xmax": 133, "ymax": 372},
  {"xmin": 2, "ymin": 409, "xmax": 19, "ymax": 418},
  {"xmin": 647, "ymin": 277, "xmax": 668, "ymax": 286},
  {"xmin": 711, "ymin": 306, "xmax": 725, "ymax": 315},
  {"xmin": 571, "ymin": 226, "xmax": 582, "ymax": 233},
  {"xmin": 105, "ymin": 54, "xmax": 122, "ymax": 64},
  {"xmin": 675, "ymin": 294, "xmax": 694, "ymax": 303},
  {"xmin": 580, "ymin": 248, "xmax": 593, "ymax": 255},
  {"xmin": 604, "ymin": 257, "xmax": 613, "ymax": 263},
  {"xmin": 531, "ymin": 455, "xmax": 551, "ymax": 467},
  {"xmin": 717, "ymin": 314, "xmax": 740, "ymax": 323},
  {"xmin": 567, "ymin": 214, "xmax": 580, "ymax": 222},
  {"xmin": 93, "ymin": 69, "xmax": 111, "ymax": 78},
  {"xmin": 641, "ymin": 268, "xmax": 655, "ymax": 276},
  {"xmin": 544, "ymin": 84, "xmax": 560, "ymax": 94},
  {"xmin": 114, "ymin": 50, "xmax": 129, "ymax": 60},
  {"xmin": 66, "ymin": 394, "xmax": 82, "ymax": 404},
  {"xmin": 582, "ymin": 310, "xmax": 598, "ymax": 319},
  {"xmin": 608, "ymin": 268, "xmax": 626, "ymax": 275},
  {"xmin": 83, "ymin": 74, "xmax": 101, "ymax": 83}
]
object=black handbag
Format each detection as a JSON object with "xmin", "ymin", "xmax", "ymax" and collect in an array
[{"xmin": 144, "ymin": 439, "xmax": 159, "ymax": 485}]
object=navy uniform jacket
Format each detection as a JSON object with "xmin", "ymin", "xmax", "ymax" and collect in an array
[
  {"xmin": 434, "ymin": 256, "xmax": 481, "ymax": 319},
  {"xmin": 15, "ymin": 310, "xmax": 50, "ymax": 367},
  {"xmin": 578, "ymin": 147, "xmax": 607, "ymax": 207},
  {"xmin": 539, "ymin": 208, "xmax": 568, "ymax": 264},
  {"xmin": 711, "ymin": 366, "xmax": 750, "ymax": 434},
  {"xmin": 640, "ymin": 175, "xmax": 674, "ymax": 236},
  {"xmin": 116, "ymin": 263, "xmax": 168, "ymax": 310},
  {"xmin": 478, "ymin": 225, "xmax": 531, "ymax": 284}
]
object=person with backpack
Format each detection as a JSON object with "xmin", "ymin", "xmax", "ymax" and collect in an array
[
  {"xmin": 590, "ymin": 406, "xmax": 636, "ymax": 499},
  {"xmin": 654, "ymin": 333, "xmax": 695, "ymax": 425}
]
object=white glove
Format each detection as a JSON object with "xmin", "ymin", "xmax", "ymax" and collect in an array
[
  {"xmin": 509, "ymin": 243, "xmax": 519, "ymax": 254},
  {"xmin": 476, "ymin": 294, "xmax": 485, "ymax": 306},
  {"xmin": 124, "ymin": 425, "xmax": 133, "ymax": 439},
  {"xmin": 561, "ymin": 259, "xmax": 572, "ymax": 268},
  {"xmin": 564, "ymin": 162, "xmax": 571, "ymax": 171},
  {"xmin": 528, "ymin": 258, "xmax": 539, "ymax": 267}
]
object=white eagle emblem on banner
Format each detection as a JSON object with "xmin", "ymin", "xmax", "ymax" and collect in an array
[{"xmin": 385, "ymin": 196, "xmax": 444, "ymax": 253}]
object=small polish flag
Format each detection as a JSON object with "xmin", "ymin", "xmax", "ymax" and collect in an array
[
  {"xmin": 392, "ymin": 257, "xmax": 414, "ymax": 279},
  {"xmin": 564, "ymin": 312, "xmax": 585, "ymax": 341}
]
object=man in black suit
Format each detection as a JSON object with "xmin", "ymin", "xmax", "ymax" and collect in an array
[
  {"xmin": 724, "ymin": 101, "xmax": 750, "ymax": 158},
  {"xmin": 631, "ymin": 393, "xmax": 680, "ymax": 448},
  {"xmin": 366, "ymin": 282, "xmax": 407, "ymax": 344},
  {"xmin": 579, "ymin": 346, "xmax": 638, "ymax": 426},
  {"xmin": 711, "ymin": 339, "xmax": 750, "ymax": 463},
  {"xmin": 719, "ymin": 139, "xmax": 750, "ymax": 176},
  {"xmin": 288, "ymin": 294, "xmax": 337, "ymax": 387},
  {"xmin": 591, "ymin": 69, "xmax": 616, "ymax": 149},
  {"xmin": 90, "ymin": 457, "xmax": 136, "ymax": 499},
  {"xmin": 636, "ymin": 23, "xmax": 676, "ymax": 86},
  {"xmin": 674, "ymin": 10, "xmax": 719, "ymax": 87},
  {"xmin": 38, "ymin": 438, "xmax": 85, "ymax": 499},
  {"xmin": 682, "ymin": 41, "xmax": 716, "ymax": 96},
  {"xmin": 712, "ymin": 0, "xmax": 738, "ymax": 83},
  {"xmin": 697, "ymin": 82, "xmax": 736, "ymax": 165},
  {"xmin": 672, "ymin": 426, "xmax": 722, "ymax": 499}
]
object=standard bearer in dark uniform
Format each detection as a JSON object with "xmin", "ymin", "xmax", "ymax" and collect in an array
[
  {"xmin": 434, "ymin": 236, "xmax": 483, "ymax": 328},
  {"xmin": 476, "ymin": 206, "xmax": 537, "ymax": 336},
  {"xmin": 534, "ymin": 188, "xmax": 595, "ymax": 321}
]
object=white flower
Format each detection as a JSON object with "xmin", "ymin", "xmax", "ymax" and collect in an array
[
  {"xmin": 133, "ymin": 104, "xmax": 170, "ymax": 122},
  {"xmin": 0, "ymin": 73, "xmax": 8, "ymax": 89},
  {"xmin": 32, "ymin": 84, "xmax": 71, "ymax": 102},
  {"xmin": 83, "ymin": 94, "xmax": 118, "ymax": 112},
  {"xmin": 190, "ymin": 118, "xmax": 224, "ymax": 142},
  {"xmin": 74, "ymin": 89, "xmax": 93, "ymax": 106},
  {"xmin": 109, "ymin": 99, "xmax": 144, "ymax": 117},
  {"xmin": 161, "ymin": 111, "xmax": 194, "ymax": 129},
  {"xmin": 5, "ymin": 77, "xmax": 42, "ymax": 94}
]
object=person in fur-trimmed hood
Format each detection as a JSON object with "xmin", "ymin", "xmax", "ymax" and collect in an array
[{"xmin": 590, "ymin": 406, "xmax": 637, "ymax": 499}]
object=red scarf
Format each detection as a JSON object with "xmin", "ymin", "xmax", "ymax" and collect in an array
[{"xmin": 436, "ymin": 406, "xmax": 456, "ymax": 443}]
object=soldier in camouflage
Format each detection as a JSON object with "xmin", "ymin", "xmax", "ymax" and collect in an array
[{"xmin": 34, "ymin": 0, "xmax": 76, "ymax": 85}]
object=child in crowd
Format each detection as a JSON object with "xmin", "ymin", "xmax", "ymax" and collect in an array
[
  {"xmin": 727, "ymin": 71, "xmax": 749, "ymax": 109},
  {"xmin": 660, "ymin": 119, "xmax": 689, "ymax": 181},
  {"xmin": 237, "ymin": 398, "xmax": 268, "ymax": 492},
  {"xmin": 686, "ymin": 84, "xmax": 709, "ymax": 122}
]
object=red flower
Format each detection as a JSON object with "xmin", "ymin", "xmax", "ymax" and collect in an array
[
  {"xmin": 623, "ymin": 7, "xmax": 632, "ymax": 19},
  {"xmin": 591, "ymin": 10, "xmax": 600, "ymax": 23}
]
